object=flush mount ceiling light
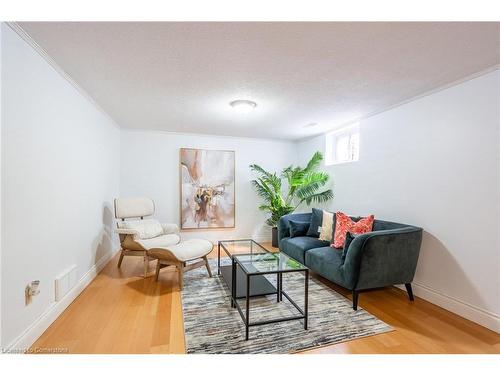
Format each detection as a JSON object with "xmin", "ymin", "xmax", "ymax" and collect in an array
[{"xmin": 229, "ymin": 99, "xmax": 257, "ymax": 114}]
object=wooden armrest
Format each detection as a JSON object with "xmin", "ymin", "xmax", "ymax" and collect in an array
[{"xmin": 115, "ymin": 228, "xmax": 140, "ymax": 236}]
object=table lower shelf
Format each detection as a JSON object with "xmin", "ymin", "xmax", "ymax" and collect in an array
[{"xmin": 219, "ymin": 265, "xmax": 277, "ymax": 298}]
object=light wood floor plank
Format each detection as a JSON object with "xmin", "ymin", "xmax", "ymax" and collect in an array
[{"xmin": 30, "ymin": 243, "xmax": 500, "ymax": 354}]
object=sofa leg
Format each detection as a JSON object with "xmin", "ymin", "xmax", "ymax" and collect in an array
[
  {"xmin": 352, "ymin": 290, "xmax": 358, "ymax": 311},
  {"xmin": 405, "ymin": 283, "xmax": 414, "ymax": 301}
]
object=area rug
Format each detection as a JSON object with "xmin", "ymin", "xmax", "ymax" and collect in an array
[{"xmin": 181, "ymin": 259, "xmax": 392, "ymax": 354}]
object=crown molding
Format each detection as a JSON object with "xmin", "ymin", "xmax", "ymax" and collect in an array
[
  {"xmin": 122, "ymin": 128, "xmax": 296, "ymax": 143},
  {"xmin": 5, "ymin": 22, "xmax": 499, "ymax": 141},
  {"xmin": 297, "ymin": 64, "xmax": 500, "ymax": 142},
  {"xmin": 5, "ymin": 22, "xmax": 121, "ymax": 130}
]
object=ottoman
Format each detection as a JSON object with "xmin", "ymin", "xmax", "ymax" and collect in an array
[{"xmin": 148, "ymin": 239, "xmax": 213, "ymax": 289}]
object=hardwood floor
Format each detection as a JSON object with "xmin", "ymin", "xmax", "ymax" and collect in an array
[{"xmin": 31, "ymin": 243, "xmax": 500, "ymax": 354}]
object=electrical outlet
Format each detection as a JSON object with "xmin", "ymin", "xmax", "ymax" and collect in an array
[{"xmin": 25, "ymin": 280, "xmax": 40, "ymax": 305}]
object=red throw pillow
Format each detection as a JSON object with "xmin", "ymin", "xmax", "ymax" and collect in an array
[{"xmin": 331, "ymin": 212, "xmax": 374, "ymax": 249}]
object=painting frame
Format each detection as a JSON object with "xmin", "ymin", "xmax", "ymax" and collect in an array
[{"xmin": 179, "ymin": 147, "xmax": 236, "ymax": 230}]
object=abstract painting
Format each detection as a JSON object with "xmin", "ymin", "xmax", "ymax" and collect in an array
[{"xmin": 180, "ymin": 148, "xmax": 235, "ymax": 229}]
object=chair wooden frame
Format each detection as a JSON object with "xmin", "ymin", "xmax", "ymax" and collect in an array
[
  {"xmin": 117, "ymin": 247, "xmax": 151, "ymax": 278},
  {"xmin": 149, "ymin": 247, "xmax": 213, "ymax": 290},
  {"xmin": 114, "ymin": 197, "xmax": 181, "ymax": 278}
]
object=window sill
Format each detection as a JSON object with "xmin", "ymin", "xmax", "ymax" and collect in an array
[{"xmin": 325, "ymin": 159, "xmax": 358, "ymax": 166}]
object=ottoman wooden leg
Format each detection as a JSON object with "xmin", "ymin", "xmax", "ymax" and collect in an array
[
  {"xmin": 178, "ymin": 263, "xmax": 184, "ymax": 290},
  {"xmin": 143, "ymin": 254, "xmax": 149, "ymax": 278},
  {"xmin": 204, "ymin": 256, "xmax": 212, "ymax": 277},
  {"xmin": 155, "ymin": 260, "xmax": 161, "ymax": 281},
  {"xmin": 117, "ymin": 250, "xmax": 125, "ymax": 268}
]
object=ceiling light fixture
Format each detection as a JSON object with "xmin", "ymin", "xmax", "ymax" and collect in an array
[{"xmin": 229, "ymin": 99, "xmax": 257, "ymax": 114}]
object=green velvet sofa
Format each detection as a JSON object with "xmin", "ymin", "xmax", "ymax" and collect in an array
[{"xmin": 278, "ymin": 211, "xmax": 423, "ymax": 310}]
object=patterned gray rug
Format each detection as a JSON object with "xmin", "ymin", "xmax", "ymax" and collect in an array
[{"xmin": 181, "ymin": 259, "xmax": 392, "ymax": 354}]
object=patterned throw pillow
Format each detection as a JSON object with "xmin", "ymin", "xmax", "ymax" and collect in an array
[
  {"xmin": 331, "ymin": 212, "xmax": 374, "ymax": 249},
  {"xmin": 318, "ymin": 210, "xmax": 335, "ymax": 242}
]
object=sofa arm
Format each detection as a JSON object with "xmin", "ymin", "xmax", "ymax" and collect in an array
[
  {"xmin": 342, "ymin": 227, "xmax": 423, "ymax": 290},
  {"xmin": 162, "ymin": 223, "xmax": 180, "ymax": 235},
  {"xmin": 277, "ymin": 212, "xmax": 312, "ymax": 245}
]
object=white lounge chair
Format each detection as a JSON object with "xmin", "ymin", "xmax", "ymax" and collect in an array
[{"xmin": 114, "ymin": 197, "xmax": 212, "ymax": 288}]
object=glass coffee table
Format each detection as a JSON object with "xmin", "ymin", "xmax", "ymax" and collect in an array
[
  {"xmin": 218, "ymin": 240, "xmax": 275, "ymax": 298},
  {"xmin": 218, "ymin": 240, "xmax": 309, "ymax": 340}
]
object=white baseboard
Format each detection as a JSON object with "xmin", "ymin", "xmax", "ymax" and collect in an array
[
  {"xmin": 398, "ymin": 282, "xmax": 500, "ymax": 333},
  {"xmin": 8, "ymin": 245, "xmax": 497, "ymax": 351},
  {"xmin": 5, "ymin": 248, "xmax": 120, "ymax": 352}
]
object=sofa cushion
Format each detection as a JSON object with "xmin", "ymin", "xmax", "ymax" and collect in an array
[
  {"xmin": 289, "ymin": 220, "xmax": 310, "ymax": 238},
  {"xmin": 305, "ymin": 246, "xmax": 348, "ymax": 288},
  {"xmin": 341, "ymin": 232, "xmax": 358, "ymax": 261},
  {"xmin": 306, "ymin": 208, "xmax": 323, "ymax": 237},
  {"xmin": 280, "ymin": 236, "xmax": 329, "ymax": 264},
  {"xmin": 278, "ymin": 213, "xmax": 312, "ymax": 243},
  {"xmin": 332, "ymin": 212, "xmax": 374, "ymax": 249},
  {"xmin": 319, "ymin": 210, "xmax": 335, "ymax": 242}
]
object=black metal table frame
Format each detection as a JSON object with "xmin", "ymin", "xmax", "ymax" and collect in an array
[
  {"xmin": 217, "ymin": 239, "xmax": 267, "ymax": 275},
  {"xmin": 230, "ymin": 254, "xmax": 309, "ymax": 340}
]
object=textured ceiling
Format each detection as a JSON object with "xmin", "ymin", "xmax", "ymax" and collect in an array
[{"xmin": 18, "ymin": 22, "xmax": 500, "ymax": 140}]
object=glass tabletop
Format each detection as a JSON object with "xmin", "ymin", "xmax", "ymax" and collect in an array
[
  {"xmin": 234, "ymin": 251, "xmax": 308, "ymax": 275},
  {"xmin": 218, "ymin": 239, "xmax": 269, "ymax": 258}
]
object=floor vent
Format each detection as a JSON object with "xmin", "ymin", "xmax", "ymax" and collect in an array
[{"xmin": 54, "ymin": 265, "xmax": 77, "ymax": 302}]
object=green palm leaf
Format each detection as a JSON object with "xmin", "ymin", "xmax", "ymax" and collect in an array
[
  {"xmin": 295, "ymin": 172, "xmax": 329, "ymax": 201},
  {"xmin": 250, "ymin": 180, "xmax": 272, "ymax": 203},
  {"xmin": 250, "ymin": 151, "xmax": 333, "ymax": 227},
  {"xmin": 303, "ymin": 189, "xmax": 334, "ymax": 205},
  {"xmin": 250, "ymin": 164, "xmax": 274, "ymax": 179},
  {"xmin": 303, "ymin": 151, "xmax": 323, "ymax": 173}
]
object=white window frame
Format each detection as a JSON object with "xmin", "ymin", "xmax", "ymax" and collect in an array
[{"xmin": 325, "ymin": 123, "xmax": 360, "ymax": 166}]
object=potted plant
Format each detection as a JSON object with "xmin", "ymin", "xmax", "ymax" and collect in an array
[{"xmin": 250, "ymin": 151, "xmax": 333, "ymax": 247}]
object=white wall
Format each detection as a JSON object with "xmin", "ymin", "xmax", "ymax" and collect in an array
[
  {"xmin": 296, "ymin": 70, "xmax": 500, "ymax": 332},
  {"xmin": 0, "ymin": 23, "xmax": 3, "ymax": 348},
  {"xmin": 120, "ymin": 130, "xmax": 297, "ymax": 242},
  {"xmin": 1, "ymin": 24, "xmax": 121, "ymax": 348}
]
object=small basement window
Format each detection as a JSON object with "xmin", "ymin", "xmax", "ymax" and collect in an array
[{"xmin": 325, "ymin": 123, "xmax": 359, "ymax": 166}]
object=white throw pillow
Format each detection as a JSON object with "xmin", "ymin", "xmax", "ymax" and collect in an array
[
  {"xmin": 121, "ymin": 219, "xmax": 164, "ymax": 239},
  {"xmin": 318, "ymin": 211, "xmax": 334, "ymax": 242}
]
